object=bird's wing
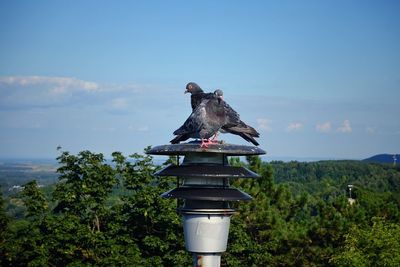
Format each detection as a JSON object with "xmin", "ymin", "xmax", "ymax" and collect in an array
[
  {"xmin": 173, "ymin": 102, "xmax": 206, "ymax": 136},
  {"xmin": 221, "ymin": 100, "xmax": 241, "ymax": 128}
]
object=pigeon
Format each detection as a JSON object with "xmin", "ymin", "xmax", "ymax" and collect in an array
[
  {"xmin": 171, "ymin": 90, "xmax": 239, "ymax": 148},
  {"xmin": 184, "ymin": 83, "xmax": 260, "ymax": 146}
]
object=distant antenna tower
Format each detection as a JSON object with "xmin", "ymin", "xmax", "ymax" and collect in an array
[
  {"xmin": 348, "ymin": 184, "xmax": 353, "ymax": 199},
  {"xmin": 394, "ymin": 154, "xmax": 397, "ymax": 166}
]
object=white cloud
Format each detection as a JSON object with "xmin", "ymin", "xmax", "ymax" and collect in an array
[
  {"xmin": 316, "ymin": 122, "xmax": 331, "ymax": 133},
  {"xmin": 257, "ymin": 118, "xmax": 272, "ymax": 132},
  {"xmin": 337, "ymin": 119, "xmax": 352, "ymax": 133},
  {"xmin": 286, "ymin": 122, "xmax": 303, "ymax": 132},
  {"xmin": 0, "ymin": 75, "xmax": 169, "ymax": 111},
  {"xmin": 0, "ymin": 75, "xmax": 103, "ymax": 109},
  {"xmin": 0, "ymin": 76, "xmax": 99, "ymax": 92}
]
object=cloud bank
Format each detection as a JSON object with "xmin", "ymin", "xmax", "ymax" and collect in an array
[
  {"xmin": 0, "ymin": 76, "xmax": 99, "ymax": 91},
  {"xmin": 286, "ymin": 122, "xmax": 303, "ymax": 132},
  {"xmin": 0, "ymin": 75, "xmax": 169, "ymax": 112},
  {"xmin": 337, "ymin": 119, "xmax": 352, "ymax": 133},
  {"xmin": 0, "ymin": 76, "xmax": 102, "ymax": 109}
]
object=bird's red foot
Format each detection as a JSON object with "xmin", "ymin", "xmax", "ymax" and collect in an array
[
  {"xmin": 200, "ymin": 138, "xmax": 218, "ymax": 148},
  {"xmin": 200, "ymin": 139, "xmax": 209, "ymax": 148}
]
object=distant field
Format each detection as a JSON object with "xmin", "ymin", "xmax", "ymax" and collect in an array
[{"xmin": 0, "ymin": 160, "xmax": 59, "ymax": 195}]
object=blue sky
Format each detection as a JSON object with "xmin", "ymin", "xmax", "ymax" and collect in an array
[{"xmin": 0, "ymin": 0, "xmax": 399, "ymax": 160}]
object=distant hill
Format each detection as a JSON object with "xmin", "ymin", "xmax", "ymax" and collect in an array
[
  {"xmin": 270, "ymin": 159, "xmax": 400, "ymax": 197},
  {"xmin": 363, "ymin": 154, "xmax": 399, "ymax": 164}
]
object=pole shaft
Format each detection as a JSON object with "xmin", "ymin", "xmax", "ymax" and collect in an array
[{"xmin": 193, "ymin": 253, "xmax": 221, "ymax": 267}]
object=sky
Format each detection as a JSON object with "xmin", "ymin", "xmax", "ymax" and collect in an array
[{"xmin": 0, "ymin": 0, "xmax": 399, "ymax": 160}]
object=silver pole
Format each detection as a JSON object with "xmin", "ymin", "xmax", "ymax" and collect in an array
[{"xmin": 193, "ymin": 253, "xmax": 221, "ymax": 267}]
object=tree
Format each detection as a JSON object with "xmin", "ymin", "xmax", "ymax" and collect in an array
[
  {"xmin": 0, "ymin": 186, "xmax": 9, "ymax": 266},
  {"xmin": 21, "ymin": 180, "xmax": 48, "ymax": 218},
  {"xmin": 331, "ymin": 217, "xmax": 400, "ymax": 266},
  {"xmin": 112, "ymin": 149, "xmax": 191, "ymax": 266},
  {"xmin": 53, "ymin": 150, "xmax": 116, "ymax": 232},
  {"xmin": 2, "ymin": 181, "xmax": 50, "ymax": 266}
]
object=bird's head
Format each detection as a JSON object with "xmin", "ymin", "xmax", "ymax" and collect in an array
[
  {"xmin": 185, "ymin": 82, "xmax": 203, "ymax": 94},
  {"xmin": 214, "ymin": 89, "xmax": 224, "ymax": 100}
]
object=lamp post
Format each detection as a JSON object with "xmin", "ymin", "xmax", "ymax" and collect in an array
[
  {"xmin": 347, "ymin": 184, "xmax": 356, "ymax": 205},
  {"xmin": 348, "ymin": 184, "xmax": 353, "ymax": 199},
  {"xmin": 147, "ymin": 142, "xmax": 265, "ymax": 267}
]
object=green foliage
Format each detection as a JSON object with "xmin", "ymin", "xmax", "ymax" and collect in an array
[
  {"xmin": 53, "ymin": 150, "xmax": 116, "ymax": 230},
  {"xmin": 21, "ymin": 180, "xmax": 48, "ymax": 218},
  {"xmin": 271, "ymin": 160, "xmax": 400, "ymax": 196},
  {"xmin": 0, "ymin": 186, "xmax": 8, "ymax": 233},
  {"xmin": 331, "ymin": 217, "xmax": 400, "ymax": 266},
  {"xmin": 111, "ymin": 149, "xmax": 189, "ymax": 266},
  {"xmin": 1, "ymin": 152, "xmax": 399, "ymax": 266},
  {"xmin": 0, "ymin": 186, "xmax": 9, "ymax": 266},
  {"xmin": 228, "ymin": 157, "xmax": 400, "ymax": 266},
  {"xmin": 1, "ymin": 148, "xmax": 191, "ymax": 266}
]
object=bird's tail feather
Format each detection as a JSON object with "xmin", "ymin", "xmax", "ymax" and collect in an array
[
  {"xmin": 223, "ymin": 127, "xmax": 259, "ymax": 146},
  {"xmin": 239, "ymin": 132, "xmax": 259, "ymax": 146},
  {"xmin": 170, "ymin": 134, "xmax": 189, "ymax": 144},
  {"xmin": 227, "ymin": 121, "xmax": 260, "ymax": 137}
]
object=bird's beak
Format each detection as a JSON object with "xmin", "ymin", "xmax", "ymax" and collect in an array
[{"xmin": 184, "ymin": 90, "xmax": 189, "ymax": 94}]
